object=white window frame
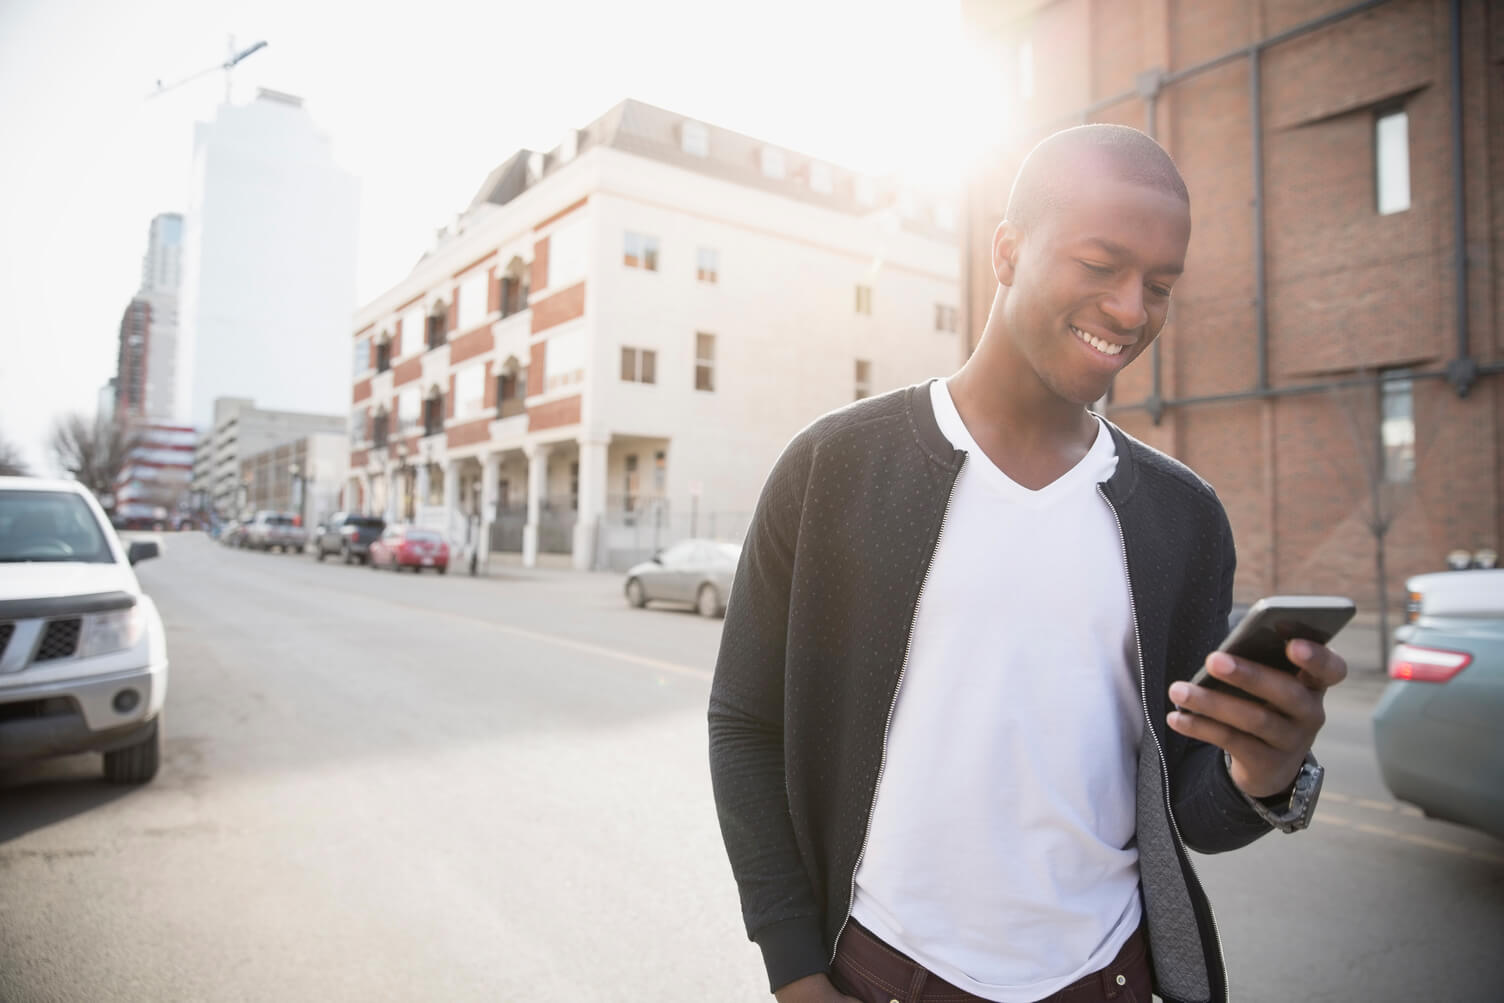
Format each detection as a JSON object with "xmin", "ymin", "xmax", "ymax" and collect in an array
[
  {"xmin": 855, "ymin": 359, "xmax": 872, "ymax": 401},
  {"xmin": 620, "ymin": 346, "xmax": 657, "ymax": 384},
  {"xmin": 353, "ymin": 337, "xmax": 370, "ymax": 377},
  {"xmin": 456, "ymin": 270, "xmax": 489, "ymax": 334},
  {"xmin": 681, "ymin": 121, "xmax": 709, "ymax": 157},
  {"xmin": 1380, "ymin": 369, "xmax": 1415, "ymax": 483},
  {"xmin": 1376, "ymin": 108, "xmax": 1411, "ymax": 216},
  {"xmin": 696, "ymin": 247, "xmax": 718, "ymax": 284},
  {"xmin": 695, "ymin": 332, "xmax": 716, "ymax": 392},
  {"xmin": 623, "ymin": 231, "xmax": 660, "ymax": 272},
  {"xmin": 453, "ymin": 362, "xmax": 486, "ymax": 419},
  {"xmin": 760, "ymin": 146, "xmax": 786, "ymax": 180},
  {"xmin": 397, "ymin": 387, "xmax": 421, "ymax": 434},
  {"xmin": 855, "ymin": 285, "xmax": 873, "ymax": 315}
]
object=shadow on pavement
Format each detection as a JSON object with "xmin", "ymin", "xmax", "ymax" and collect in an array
[{"xmin": 0, "ymin": 757, "xmax": 135, "ymax": 842}]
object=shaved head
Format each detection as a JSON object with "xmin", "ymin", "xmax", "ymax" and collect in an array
[{"xmin": 1005, "ymin": 124, "xmax": 1188, "ymax": 235}]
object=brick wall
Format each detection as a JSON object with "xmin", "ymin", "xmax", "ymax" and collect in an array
[
  {"xmin": 528, "ymin": 394, "xmax": 581, "ymax": 432},
  {"xmin": 962, "ymin": 0, "xmax": 1502, "ymax": 609},
  {"xmin": 393, "ymin": 357, "xmax": 422, "ymax": 387},
  {"xmin": 352, "ymin": 379, "xmax": 372, "ymax": 404},
  {"xmin": 530, "ymin": 281, "xmax": 585, "ymax": 334},
  {"xmin": 447, "ymin": 417, "xmax": 491, "ymax": 449},
  {"xmin": 449, "ymin": 325, "xmax": 494, "ymax": 364}
]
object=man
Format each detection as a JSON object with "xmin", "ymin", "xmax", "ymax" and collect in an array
[{"xmin": 708, "ymin": 124, "xmax": 1344, "ymax": 1003}]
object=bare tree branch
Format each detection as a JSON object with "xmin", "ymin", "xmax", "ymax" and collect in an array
[
  {"xmin": 48, "ymin": 413, "xmax": 138, "ymax": 504},
  {"xmin": 0, "ymin": 427, "xmax": 28, "ymax": 476}
]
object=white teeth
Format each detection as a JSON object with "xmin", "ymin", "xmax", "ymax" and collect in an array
[{"xmin": 1071, "ymin": 326, "xmax": 1124, "ymax": 356}]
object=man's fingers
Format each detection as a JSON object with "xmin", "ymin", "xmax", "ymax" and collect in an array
[
  {"xmin": 1166, "ymin": 708, "xmax": 1266, "ymax": 762},
  {"xmin": 1287, "ymin": 639, "xmax": 1349, "ymax": 690},
  {"xmin": 1169, "ymin": 679, "xmax": 1304, "ymax": 751}
]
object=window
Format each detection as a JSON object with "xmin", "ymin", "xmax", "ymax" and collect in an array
[
  {"xmin": 855, "ymin": 359, "xmax": 872, "ymax": 401},
  {"xmin": 935, "ymin": 304, "xmax": 958, "ymax": 332},
  {"xmin": 425, "ymin": 310, "xmax": 447, "ymax": 350},
  {"xmin": 401, "ymin": 306, "xmax": 425, "ymax": 349},
  {"xmin": 697, "ymin": 247, "xmax": 718, "ymax": 283},
  {"xmin": 1376, "ymin": 108, "xmax": 1410, "ymax": 216},
  {"xmin": 372, "ymin": 411, "xmax": 390, "ymax": 448},
  {"xmin": 350, "ymin": 409, "xmax": 365, "ymax": 447},
  {"xmin": 548, "ymin": 218, "xmax": 587, "ymax": 288},
  {"xmin": 855, "ymin": 285, "xmax": 873, "ymax": 315},
  {"xmin": 354, "ymin": 337, "xmax": 370, "ymax": 376},
  {"xmin": 499, "ymin": 269, "xmax": 529, "ymax": 318},
  {"xmin": 497, "ymin": 365, "xmax": 527, "ymax": 418},
  {"xmin": 623, "ymin": 231, "xmax": 659, "ymax": 271},
  {"xmin": 695, "ymin": 332, "xmax": 716, "ymax": 392},
  {"xmin": 397, "ymin": 387, "xmax": 420, "ymax": 434},
  {"xmin": 454, "ymin": 362, "xmax": 485, "ymax": 418},
  {"xmin": 809, "ymin": 162, "xmax": 833, "ymax": 195},
  {"xmin": 760, "ymin": 146, "xmax": 786, "ymax": 180},
  {"xmin": 375, "ymin": 340, "xmax": 391, "ymax": 373},
  {"xmin": 620, "ymin": 346, "xmax": 657, "ymax": 384},
  {"xmin": 623, "ymin": 454, "xmax": 639, "ymax": 511},
  {"xmin": 422, "ymin": 393, "xmax": 444, "ymax": 436},
  {"xmin": 457, "ymin": 270, "xmax": 489, "ymax": 333},
  {"xmin": 1019, "ymin": 41, "xmax": 1035, "ymax": 100},
  {"xmin": 1381, "ymin": 370, "xmax": 1415, "ymax": 483},
  {"xmin": 681, "ymin": 120, "xmax": 709, "ymax": 157},
  {"xmin": 544, "ymin": 328, "xmax": 587, "ymax": 390}
]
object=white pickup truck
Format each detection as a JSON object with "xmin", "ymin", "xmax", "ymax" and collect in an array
[{"xmin": 0, "ymin": 477, "xmax": 168, "ymax": 783}]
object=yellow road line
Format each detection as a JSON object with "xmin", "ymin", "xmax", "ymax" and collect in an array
[{"xmin": 1317, "ymin": 812, "xmax": 1504, "ymax": 865}]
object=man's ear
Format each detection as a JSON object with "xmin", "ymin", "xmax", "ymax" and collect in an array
[{"xmin": 992, "ymin": 220, "xmax": 1020, "ymax": 287}]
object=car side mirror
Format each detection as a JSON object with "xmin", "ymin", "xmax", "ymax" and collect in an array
[{"xmin": 127, "ymin": 540, "xmax": 160, "ymax": 565}]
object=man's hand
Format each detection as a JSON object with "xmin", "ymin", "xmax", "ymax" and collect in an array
[
  {"xmin": 1166, "ymin": 639, "xmax": 1347, "ymax": 798},
  {"xmin": 774, "ymin": 972, "xmax": 859, "ymax": 1003}
]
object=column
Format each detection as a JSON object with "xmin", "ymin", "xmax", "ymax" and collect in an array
[
  {"xmin": 572, "ymin": 437, "xmax": 609, "ymax": 571},
  {"xmin": 522, "ymin": 442, "xmax": 550, "ymax": 568},
  {"xmin": 415, "ymin": 463, "xmax": 431, "ymax": 522},
  {"xmin": 479, "ymin": 452, "xmax": 500, "ymax": 569},
  {"xmin": 358, "ymin": 473, "xmax": 372, "ymax": 516},
  {"xmin": 443, "ymin": 460, "xmax": 460, "ymax": 545},
  {"xmin": 383, "ymin": 463, "xmax": 397, "ymax": 523}
]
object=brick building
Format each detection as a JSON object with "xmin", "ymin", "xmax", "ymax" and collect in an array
[
  {"xmin": 349, "ymin": 98, "xmax": 961, "ymax": 570},
  {"xmin": 959, "ymin": 0, "xmax": 1503, "ymax": 613}
]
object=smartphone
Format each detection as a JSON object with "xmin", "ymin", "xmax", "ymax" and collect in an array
[{"xmin": 1186, "ymin": 596, "xmax": 1356, "ymax": 705}]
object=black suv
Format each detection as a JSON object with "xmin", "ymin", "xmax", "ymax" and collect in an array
[{"xmin": 314, "ymin": 513, "xmax": 386, "ymax": 564}]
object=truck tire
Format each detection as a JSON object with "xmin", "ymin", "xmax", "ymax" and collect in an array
[{"xmin": 103, "ymin": 718, "xmax": 161, "ymax": 784}]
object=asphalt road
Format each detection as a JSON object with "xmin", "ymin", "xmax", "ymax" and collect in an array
[{"xmin": 1, "ymin": 534, "xmax": 1500, "ymax": 1002}]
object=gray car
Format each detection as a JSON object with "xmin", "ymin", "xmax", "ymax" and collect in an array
[
  {"xmin": 1372, "ymin": 568, "xmax": 1504, "ymax": 840},
  {"xmin": 623, "ymin": 539, "xmax": 740, "ymax": 618}
]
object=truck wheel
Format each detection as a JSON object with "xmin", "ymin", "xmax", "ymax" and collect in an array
[{"xmin": 103, "ymin": 718, "xmax": 161, "ymax": 784}]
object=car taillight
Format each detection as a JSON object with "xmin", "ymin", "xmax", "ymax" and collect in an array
[
  {"xmin": 1404, "ymin": 590, "xmax": 1422, "ymax": 624},
  {"xmin": 1388, "ymin": 643, "xmax": 1472, "ymax": 683}
]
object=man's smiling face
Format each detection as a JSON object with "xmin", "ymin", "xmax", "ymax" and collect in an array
[{"xmin": 997, "ymin": 158, "xmax": 1192, "ymax": 408}]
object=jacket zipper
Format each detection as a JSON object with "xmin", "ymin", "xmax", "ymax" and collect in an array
[
  {"xmin": 830, "ymin": 453, "xmax": 967, "ymax": 964},
  {"xmin": 1098, "ymin": 484, "xmax": 1228, "ymax": 1003}
]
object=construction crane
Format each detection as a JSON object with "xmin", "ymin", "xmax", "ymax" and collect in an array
[{"xmin": 147, "ymin": 38, "xmax": 268, "ymax": 103}]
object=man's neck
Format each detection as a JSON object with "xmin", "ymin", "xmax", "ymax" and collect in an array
[{"xmin": 945, "ymin": 344, "xmax": 1099, "ymax": 491}]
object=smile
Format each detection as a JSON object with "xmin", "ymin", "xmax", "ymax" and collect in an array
[{"xmin": 1070, "ymin": 325, "xmax": 1125, "ymax": 357}]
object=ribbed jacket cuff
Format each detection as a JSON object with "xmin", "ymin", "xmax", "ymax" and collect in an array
[{"xmin": 755, "ymin": 915, "xmax": 829, "ymax": 993}]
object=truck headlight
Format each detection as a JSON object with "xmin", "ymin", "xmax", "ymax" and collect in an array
[{"xmin": 77, "ymin": 606, "xmax": 146, "ymax": 658}]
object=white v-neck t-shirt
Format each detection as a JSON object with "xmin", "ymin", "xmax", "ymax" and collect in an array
[{"xmin": 848, "ymin": 379, "xmax": 1144, "ymax": 1002}]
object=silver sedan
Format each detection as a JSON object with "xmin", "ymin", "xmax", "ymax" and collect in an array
[{"xmin": 623, "ymin": 539, "xmax": 740, "ymax": 618}]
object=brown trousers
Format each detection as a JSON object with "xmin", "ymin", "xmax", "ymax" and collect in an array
[{"xmin": 830, "ymin": 920, "xmax": 1153, "ymax": 1003}]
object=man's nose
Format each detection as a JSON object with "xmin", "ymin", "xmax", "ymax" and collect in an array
[{"xmin": 1101, "ymin": 277, "xmax": 1149, "ymax": 331}]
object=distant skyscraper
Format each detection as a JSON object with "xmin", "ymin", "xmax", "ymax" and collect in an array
[
  {"xmin": 113, "ymin": 213, "xmax": 182, "ymax": 423},
  {"xmin": 179, "ymin": 89, "xmax": 360, "ymax": 430}
]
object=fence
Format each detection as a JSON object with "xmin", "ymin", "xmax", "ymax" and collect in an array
[{"xmin": 594, "ymin": 496, "xmax": 752, "ymax": 572}]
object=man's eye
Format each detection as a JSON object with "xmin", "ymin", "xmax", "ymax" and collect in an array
[
  {"xmin": 1080, "ymin": 261, "xmax": 1112, "ymax": 276},
  {"xmin": 1147, "ymin": 284, "xmax": 1172, "ymax": 299}
]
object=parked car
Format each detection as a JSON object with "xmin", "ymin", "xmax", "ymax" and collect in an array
[
  {"xmin": 369, "ymin": 525, "xmax": 449, "ymax": 573},
  {"xmin": 245, "ymin": 511, "xmax": 306, "ymax": 552},
  {"xmin": 314, "ymin": 513, "xmax": 386, "ymax": 564},
  {"xmin": 1372, "ymin": 567, "xmax": 1504, "ymax": 840},
  {"xmin": 623, "ymin": 539, "xmax": 740, "ymax": 618},
  {"xmin": 0, "ymin": 477, "xmax": 168, "ymax": 783}
]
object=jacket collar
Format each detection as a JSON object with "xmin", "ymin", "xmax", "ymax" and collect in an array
[{"xmin": 906, "ymin": 379, "xmax": 1141, "ymax": 503}]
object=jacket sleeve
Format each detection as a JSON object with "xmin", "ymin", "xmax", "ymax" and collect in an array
[
  {"xmin": 708, "ymin": 435, "xmax": 828, "ymax": 992},
  {"xmin": 1168, "ymin": 507, "xmax": 1275, "ymax": 853}
]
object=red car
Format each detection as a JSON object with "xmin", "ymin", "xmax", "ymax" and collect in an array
[{"xmin": 369, "ymin": 525, "xmax": 449, "ymax": 574}]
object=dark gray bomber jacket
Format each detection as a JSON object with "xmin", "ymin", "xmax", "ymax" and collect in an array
[{"xmin": 708, "ymin": 382, "xmax": 1278, "ymax": 1003}]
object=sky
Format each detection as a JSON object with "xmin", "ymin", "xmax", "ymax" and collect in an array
[{"xmin": 0, "ymin": 0, "xmax": 999, "ymax": 475}]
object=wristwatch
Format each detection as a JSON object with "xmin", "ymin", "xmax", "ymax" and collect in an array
[{"xmin": 1228, "ymin": 751, "xmax": 1324, "ymax": 833}]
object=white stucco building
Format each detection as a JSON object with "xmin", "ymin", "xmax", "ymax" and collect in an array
[
  {"xmin": 347, "ymin": 99, "xmax": 962, "ymax": 570},
  {"xmin": 180, "ymin": 89, "xmax": 360, "ymax": 430}
]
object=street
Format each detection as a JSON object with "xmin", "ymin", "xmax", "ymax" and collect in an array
[{"xmin": 1, "ymin": 535, "xmax": 1501, "ymax": 1002}]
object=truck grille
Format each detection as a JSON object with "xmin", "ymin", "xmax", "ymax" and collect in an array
[{"xmin": 36, "ymin": 618, "xmax": 82, "ymax": 661}]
